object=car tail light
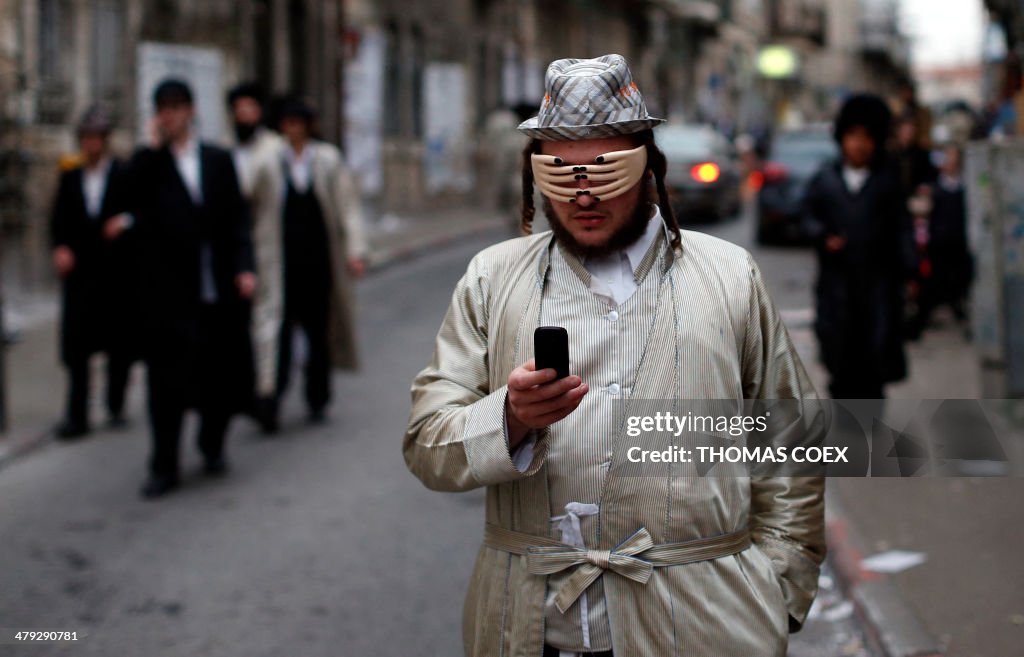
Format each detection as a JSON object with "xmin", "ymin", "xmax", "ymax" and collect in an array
[
  {"xmin": 761, "ymin": 161, "xmax": 789, "ymax": 184},
  {"xmin": 749, "ymin": 170, "xmax": 765, "ymax": 191},
  {"xmin": 690, "ymin": 162, "xmax": 721, "ymax": 183}
]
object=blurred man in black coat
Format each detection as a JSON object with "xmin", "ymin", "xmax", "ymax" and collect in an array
[
  {"xmin": 120, "ymin": 79, "xmax": 256, "ymax": 498},
  {"xmin": 803, "ymin": 94, "xmax": 913, "ymax": 399},
  {"xmin": 50, "ymin": 106, "xmax": 141, "ymax": 439}
]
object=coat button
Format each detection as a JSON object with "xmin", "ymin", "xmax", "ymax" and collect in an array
[
  {"xmin": 607, "ymin": 310, "xmax": 619, "ymax": 322},
  {"xmin": 608, "ymin": 383, "xmax": 621, "ymax": 395}
]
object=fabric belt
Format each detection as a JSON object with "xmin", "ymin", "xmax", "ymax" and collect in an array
[{"xmin": 483, "ymin": 523, "xmax": 751, "ymax": 614}]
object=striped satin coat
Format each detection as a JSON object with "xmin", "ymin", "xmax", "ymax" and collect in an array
[{"xmin": 404, "ymin": 228, "xmax": 826, "ymax": 657}]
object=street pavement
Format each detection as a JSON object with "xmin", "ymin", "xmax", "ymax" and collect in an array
[{"xmin": 0, "ymin": 203, "xmax": 999, "ymax": 656}]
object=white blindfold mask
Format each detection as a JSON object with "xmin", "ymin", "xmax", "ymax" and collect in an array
[{"xmin": 531, "ymin": 145, "xmax": 647, "ymax": 203}]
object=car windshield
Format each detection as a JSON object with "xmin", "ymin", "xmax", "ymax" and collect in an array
[
  {"xmin": 656, "ymin": 127, "xmax": 720, "ymax": 160},
  {"xmin": 770, "ymin": 133, "xmax": 837, "ymax": 177}
]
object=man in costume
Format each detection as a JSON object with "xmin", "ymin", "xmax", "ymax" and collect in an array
[
  {"xmin": 405, "ymin": 55, "xmax": 826, "ymax": 657},
  {"xmin": 50, "ymin": 105, "xmax": 140, "ymax": 438},
  {"xmin": 246, "ymin": 96, "xmax": 367, "ymax": 432},
  {"xmin": 129, "ymin": 79, "xmax": 256, "ymax": 497}
]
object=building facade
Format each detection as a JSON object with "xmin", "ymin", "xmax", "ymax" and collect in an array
[
  {"xmin": 1, "ymin": 0, "xmax": 345, "ymax": 290},
  {"xmin": 2, "ymin": 0, "xmax": 913, "ymax": 289}
]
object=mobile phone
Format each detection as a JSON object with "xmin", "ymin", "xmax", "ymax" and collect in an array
[{"xmin": 534, "ymin": 326, "xmax": 570, "ymax": 380}]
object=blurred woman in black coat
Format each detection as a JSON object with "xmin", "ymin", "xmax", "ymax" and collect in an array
[
  {"xmin": 802, "ymin": 94, "xmax": 913, "ymax": 398},
  {"xmin": 50, "ymin": 106, "xmax": 141, "ymax": 438}
]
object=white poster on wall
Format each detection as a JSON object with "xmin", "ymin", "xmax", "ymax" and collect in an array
[
  {"xmin": 136, "ymin": 42, "xmax": 226, "ymax": 144},
  {"xmin": 343, "ymin": 28, "xmax": 385, "ymax": 197},
  {"xmin": 423, "ymin": 62, "xmax": 471, "ymax": 194}
]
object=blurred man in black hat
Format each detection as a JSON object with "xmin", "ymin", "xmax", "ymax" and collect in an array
[
  {"xmin": 245, "ymin": 95, "xmax": 366, "ymax": 432},
  {"xmin": 125, "ymin": 78, "xmax": 256, "ymax": 498},
  {"xmin": 50, "ymin": 105, "xmax": 141, "ymax": 439},
  {"xmin": 803, "ymin": 94, "xmax": 913, "ymax": 398}
]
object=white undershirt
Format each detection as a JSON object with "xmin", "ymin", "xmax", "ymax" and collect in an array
[
  {"xmin": 172, "ymin": 134, "xmax": 216, "ymax": 303},
  {"xmin": 285, "ymin": 143, "xmax": 314, "ymax": 192},
  {"xmin": 583, "ymin": 205, "xmax": 663, "ymax": 307},
  {"xmin": 81, "ymin": 158, "xmax": 111, "ymax": 219},
  {"xmin": 939, "ymin": 173, "xmax": 962, "ymax": 192},
  {"xmin": 232, "ymin": 145, "xmax": 254, "ymax": 197},
  {"xmin": 172, "ymin": 135, "xmax": 203, "ymax": 205},
  {"xmin": 842, "ymin": 165, "xmax": 869, "ymax": 194}
]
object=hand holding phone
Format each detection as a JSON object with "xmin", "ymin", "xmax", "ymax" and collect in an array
[{"xmin": 504, "ymin": 326, "xmax": 587, "ymax": 448}]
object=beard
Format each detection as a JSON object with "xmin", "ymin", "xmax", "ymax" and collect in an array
[
  {"xmin": 544, "ymin": 183, "xmax": 656, "ymax": 260},
  {"xmin": 234, "ymin": 122, "xmax": 258, "ymax": 144}
]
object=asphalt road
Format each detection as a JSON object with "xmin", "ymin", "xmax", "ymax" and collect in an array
[{"xmin": 0, "ymin": 209, "xmax": 873, "ymax": 656}]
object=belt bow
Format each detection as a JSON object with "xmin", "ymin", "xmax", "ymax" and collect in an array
[{"xmin": 526, "ymin": 527, "xmax": 655, "ymax": 613}]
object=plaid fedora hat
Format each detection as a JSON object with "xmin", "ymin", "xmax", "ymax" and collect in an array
[{"xmin": 518, "ymin": 54, "xmax": 664, "ymax": 141}]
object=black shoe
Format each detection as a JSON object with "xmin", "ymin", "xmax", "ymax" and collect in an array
[
  {"xmin": 56, "ymin": 421, "xmax": 90, "ymax": 441},
  {"xmin": 108, "ymin": 414, "xmax": 128, "ymax": 429},
  {"xmin": 140, "ymin": 474, "xmax": 179, "ymax": 499},
  {"xmin": 254, "ymin": 396, "xmax": 279, "ymax": 435},
  {"xmin": 202, "ymin": 458, "xmax": 228, "ymax": 477},
  {"xmin": 308, "ymin": 406, "xmax": 328, "ymax": 425}
]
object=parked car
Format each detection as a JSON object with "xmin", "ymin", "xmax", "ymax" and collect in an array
[
  {"xmin": 656, "ymin": 125, "xmax": 742, "ymax": 222},
  {"xmin": 755, "ymin": 128, "xmax": 838, "ymax": 244}
]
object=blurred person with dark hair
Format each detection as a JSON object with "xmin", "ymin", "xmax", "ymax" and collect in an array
[
  {"xmin": 125, "ymin": 78, "xmax": 256, "ymax": 498},
  {"xmin": 406, "ymin": 54, "xmax": 825, "ymax": 657},
  {"xmin": 891, "ymin": 77, "xmax": 933, "ymax": 149},
  {"xmin": 906, "ymin": 145, "xmax": 972, "ymax": 339},
  {"xmin": 803, "ymin": 94, "xmax": 912, "ymax": 399},
  {"xmin": 50, "ymin": 105, "xmax": 141, "ymax": 439},
  {"xmin": 245, "ymin": 95, "xmax": 367, "ymax": 433},
  {"xmin": 226, "ymin": 81, "xmax": 281, "ymax": 200},
  {"xmin": 893, "ymin": 113, "xmax": 937, "ymax": 193}
]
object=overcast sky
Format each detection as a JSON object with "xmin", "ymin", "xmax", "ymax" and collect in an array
[{"xmin": 900, "ymin": 0, "xmax": 985, "ymax": 67}]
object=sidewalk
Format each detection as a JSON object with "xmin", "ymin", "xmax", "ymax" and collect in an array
[
  {"xmin": 0, "ymin": 207, "xmax": 511, "ymax": 468},
  {"xmin": 790, "ymin": 309, "xmax": 1024, "ymax": 657}
]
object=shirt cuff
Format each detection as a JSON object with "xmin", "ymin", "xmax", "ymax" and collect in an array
[
  {"xmin": 461, "ymin": 385, "xmax": 548, "ymax": 485},
  {"xmin": 507, "ymin": 423, "xmax": 538, "ymax": 473}
]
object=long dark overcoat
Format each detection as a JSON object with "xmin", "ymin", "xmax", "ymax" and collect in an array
[
  {"xmin": 50, "ymin": 159, "xmax": 142, "ymax": 364},
  {"xmin": 802, "ymin": 158, "xmax": 912, "ymax": 387},
  {"xmin": 128, "ymin": 144, "xmax": 255, "ymax": 413}
]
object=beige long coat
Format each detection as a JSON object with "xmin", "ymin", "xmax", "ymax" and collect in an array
[
  {"xmin": 248, "ymin": 140, "xmax": 367, "ymax": 396},
  {"xmin": 404, "ymin": 229, "xmax": 827, "ymax": 657}
]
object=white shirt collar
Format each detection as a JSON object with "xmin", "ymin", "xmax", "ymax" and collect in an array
[
  {"xmin": 842, "ymin": 165, "xmax": 870, "ymax": 193},
  {"xmin": 286, "ymin": 141, "xmax": 313, "ymax": 164},
  {"xmin": 580, "ymin": 204, "xmax": 665, "ymax": 307},
  {"xmin": 623, "ymin": 204, "xmax": 664, "ymax": 275},
  {"xmin": 171, "ymin": 133, "xmax": 199, "ymax": 160},
  {"xmin": 81, "ymin": 158, "xmax": 111, "ymax": 218},
  {"xmin": 583, "ymin": 204, "xmax": 663, "ymax": 275},
  {"xmin": 83, "ymin": 156, "xmax": 111, "ymax": 176},
  {"xmin": 939, "ymin": 173, "xmax": 962, "ymax": 191}
]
